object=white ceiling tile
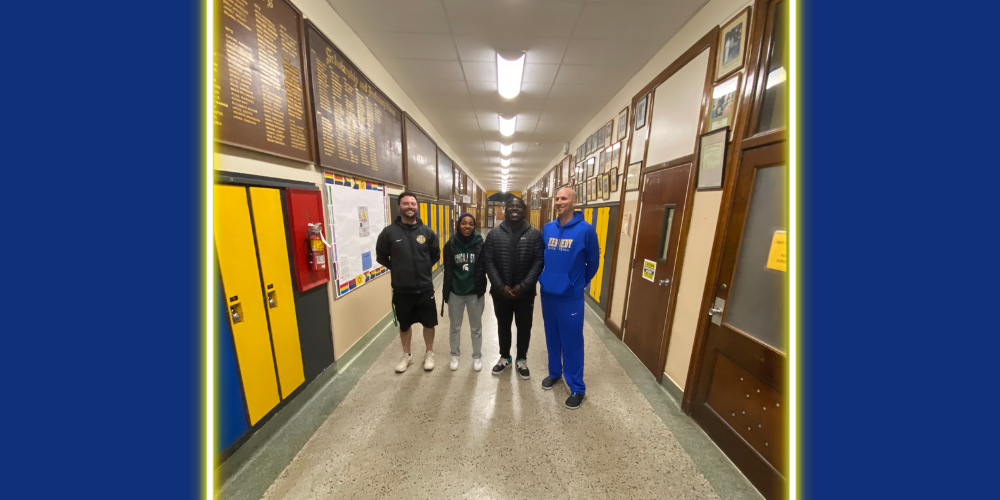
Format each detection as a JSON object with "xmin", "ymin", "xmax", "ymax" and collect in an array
[
  {"xmin": 383, "ymin": 59, "xmax": 466, "ymax": 81},
  {"xmin": 362, "ymin": 33, "xmax": 458, "ymax": 60},
  {"xmin": 562, "ymin": 38, "xmax": 659, "ymax": 65},
  {"xmin": 326, "ymin": 0, "xmax": 452, "ymax": 34},
  {"xmin": 573, "ymin": 2, "xmax": 696, "ymax": 41},
  {"xmin": 522, "ymin": 64, "xmax": 559, "ymax": 85},
  {"xmin": 461, "ymin": 61, "xmax": 496, "ymax": 82},
  {"xmin": 444, "ymin": 0, "xmax": 583, "ymax": 38},
  {"xmin": 467, "ymin": 81, "xmax": 499, "ymax": 96}
]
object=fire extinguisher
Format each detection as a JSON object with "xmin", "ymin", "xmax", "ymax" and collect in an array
[{"xmin": 307, "ymin": 223, "xmax": 328, "ymax": 271}]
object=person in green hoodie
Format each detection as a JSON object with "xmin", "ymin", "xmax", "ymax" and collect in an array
[{"xmin": 442, "ymin": 213, "xmax": 488, "ymax": 371}]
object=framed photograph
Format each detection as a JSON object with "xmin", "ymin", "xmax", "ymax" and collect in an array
[
  {"xmin": 717, "ymin": 7, "xmax": 751, "ymax": 81},
  {"xmin": 617, "ymin": 107, "xmax": 629, "ymax": 142},
  {"xmin": 708, "ymin": 73, "xmax": 741, "ymax": 133},
  {"xmin": 635, "ymin": 93, "xmax": 649, "ymax": 130},
  {"xmin": 697, "ymin": 127, "xmax": 729, "ymax": 190},
  {"xmin": 598, "ymin": 150, "xmax": 606, "ymax": 175},
  {"xmin": 610, "ymin": 167, "xmax": 619, "ymax": 192},
  {"xmin": 589, "ymin": 179, "xmax": 596, "ymax": 201},
  {"xmin": 586, "ymin": 157, "xmax": 596, "ymax": 178},
  {"xmin": 612, "ymin": 141, "xmax": 622, "ymax": 169},
  {"xmin": 625, "ymin": 161, "xmax": 642, "ymax": 191},
  {"xmin": 603, "ymin": 174, "xmax": 611, "ymax": 201},
  {"xmin": 597, "ymin": 127, "xmax": 605, "ymax": 152},
  {"xmin": 604, "ymin": 146, "xmax": 613, "ymax": 172},
  {"xmin": 596, "ymin": 174, "xmax": 604, "ymax": 199},
  {"xmin": 604, "ymin": 120, "xmax": 613, "ymax": 148}
]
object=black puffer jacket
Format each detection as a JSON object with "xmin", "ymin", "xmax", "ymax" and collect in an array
[
  {"xmin": 375, "ymin": 216, "xmax": 439, "ymax": 294},
  {"xmin": 483, "ymin": 221, "xmax": 544, "ymax": 299}
]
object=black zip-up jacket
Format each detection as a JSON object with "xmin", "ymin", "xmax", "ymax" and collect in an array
[
  {"xmin": 442, "ymin": 234, "xmax": 487, "ymax": 303},
  {"xmin": 483, "ymin": 220, "xmax": 544, "ymax": 299},
  {"xmin": 375, "ymin": 216, "xmax": 439, "ymax": 295}
]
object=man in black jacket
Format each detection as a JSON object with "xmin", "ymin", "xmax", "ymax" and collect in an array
[
  {"xmin": 483, "ymin": 196, "xmax": 544, "ymax": 379},
  {"xmin": 375, "ymin": 192, "xmax": 440, "ymax": 374}
]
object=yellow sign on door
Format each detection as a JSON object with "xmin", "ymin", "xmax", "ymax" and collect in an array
[
  {"xmin": 642, "ymin": 259, "xmax": 656, "ymax": 282},
  {"xmin": 767, "ymin": 231, "xmax": 787, "ymax": 271}
]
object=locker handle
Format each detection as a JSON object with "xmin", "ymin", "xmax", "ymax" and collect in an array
[
  {"xmin": 230, "ymin": 303, "xmax": 244, "ymax": 324},
  {"xmin": 267, "ymin": 290, "xmax": 277, "ymax": 309}
]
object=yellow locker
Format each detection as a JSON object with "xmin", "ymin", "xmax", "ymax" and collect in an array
[
  {"xmin": 214, "ymin": 185, "xmax": 280, "ymax": 425},
  {"xmin": 420, "ymin": 203, "xmax": 428, "ymax": 227},
  {"xmin": 590, "ymin": 207, "xmax": 610, "ymax": 301},
  {"xmin": 249, "ymin": 187, "xmax": 305, "ymax": 398},
  {"xmin": 430, "ymin": 204, "xmax": 438, "ymax": 271}
]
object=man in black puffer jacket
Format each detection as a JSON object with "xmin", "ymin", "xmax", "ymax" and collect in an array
[{"xmin": 483, "ymin": 196, "xmax": 544, "ymax": 380}]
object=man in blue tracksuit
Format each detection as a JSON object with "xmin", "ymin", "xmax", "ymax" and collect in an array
[{"xmin": 538, "ymin": 187, "xmax": 600, "ymax": 409}]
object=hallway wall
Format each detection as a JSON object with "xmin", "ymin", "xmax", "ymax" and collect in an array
[
  {"xmin": 215, "ymin": 0, "xmax": 485, "ymax": 361},
  {"xmin": 528, "ymin": 0, "xmax": 754, "ymax": 392}
]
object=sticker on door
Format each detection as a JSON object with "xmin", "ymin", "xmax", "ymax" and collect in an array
[
  {"xmin": 766, "ymin": 231, "xmax": 786, "ymax": 271},
  {"xmin": 642, "ymin": 259, "xmax": 657, "ymax": 282}
]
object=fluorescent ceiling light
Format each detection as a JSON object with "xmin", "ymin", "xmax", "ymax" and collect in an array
[
  {"xmin": 500, "ymin": 158, "xmax": 510, "ymax": 167},
  {"xmin": 497, "ymin": 52, "xmax": 525, "ymax": 99},
  {"xmin": 499, "ymin": 114, "xmax": 516, "ymax": 137},
  {"xmin": 500, "ymin": 166, "xmax": 510, "ymax": 174},
  {"xmin": 500, "ymin": 143, "xmax": 512, "ymax": 156}
]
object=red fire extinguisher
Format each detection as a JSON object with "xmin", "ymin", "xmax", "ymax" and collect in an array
[{"xmin": 307, "ymin": 223, "xmax": 327, "ymax": 271}]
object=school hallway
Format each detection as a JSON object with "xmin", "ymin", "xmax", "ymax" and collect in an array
[{"xmin": 218, "ymin": 278, "xmax": 764, "ymax": 500}]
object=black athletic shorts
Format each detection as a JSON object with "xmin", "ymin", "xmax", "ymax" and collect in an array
[{"xmin": 392, "ymin": 291, "xmax": 438, "ymax": 331}]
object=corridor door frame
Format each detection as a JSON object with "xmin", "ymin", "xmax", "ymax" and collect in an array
[{"xmin": 604, "ymin": 28, "xmax": 721, "ymax": 380}]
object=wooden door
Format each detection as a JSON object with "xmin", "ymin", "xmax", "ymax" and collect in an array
[
  {"xmin": 622, "ymin": 165, "xmax": 692, "ymax": 377},
  {"xmin": 690, "ymin": 143, "xmax": 786, "ymax": 499}
]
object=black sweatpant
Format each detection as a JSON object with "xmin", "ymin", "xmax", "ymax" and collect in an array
[{"xmin": 493, "ymin": 295, "xmax": 534, "ymax": 360}]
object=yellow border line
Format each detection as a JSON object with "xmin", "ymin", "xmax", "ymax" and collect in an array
[
  {"xmin": 788, "ymin": 0, "xmax": 798, "ymax": 499},
  {"xmin": 205, "ymin": 0, "xmax": 215, "ymax": 497}
]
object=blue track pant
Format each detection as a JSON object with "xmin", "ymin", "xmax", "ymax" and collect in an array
[{"xmin": 541, "ymin": 293, "xmax": 586, "ymax": 394}]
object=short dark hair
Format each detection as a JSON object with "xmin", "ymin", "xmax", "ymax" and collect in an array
[
  {"xmin": 505, "ymin": 196, "xmax": 525, "ymax": 208},
  {"xmin": 397, "ymin": 191, "xmax": 418, "ymax": 205}
]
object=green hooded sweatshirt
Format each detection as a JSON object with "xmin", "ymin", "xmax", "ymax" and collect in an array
[{"xmin": 450, "ymin": 231, "xmax": 484, "ymax": 296}]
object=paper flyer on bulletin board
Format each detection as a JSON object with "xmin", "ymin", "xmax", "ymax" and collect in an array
[{"xmin": 324, "ymin": 172, "xmax": 389, "ymax": 298}]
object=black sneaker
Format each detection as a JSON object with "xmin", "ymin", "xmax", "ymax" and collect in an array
[
  {"xmin": 515, "ymin": 359, "xmax": 530, "ymax": 380},
  {"xmin": 491, "ymin": 356, "xmax": 512, "ymax": 375},
  {"xmin": 541, "ymin": 376, "xmax": 561, "ymax": 390},
  {"xmin": 565, "ymin": 392, "xmax": 585, "ymax": 409}
]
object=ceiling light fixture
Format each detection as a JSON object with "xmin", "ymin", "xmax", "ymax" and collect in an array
[
  {"xmin": 497, "ymin": 52, "xmax": 525, "ymax": 99},
  {"xmin": 500, "ymin": 158, "xmax": 510, "ymax": 167},
  {"xmin": 500, "ymin": 166, "xmax": 510, "ymax": 175},
  {"xmin": 500, "ymin": 142, "xmax": 512, "ymax": 156},
  {"xmin": 499, "ymin": 114, "xmax": 516, "ymax": 137}
]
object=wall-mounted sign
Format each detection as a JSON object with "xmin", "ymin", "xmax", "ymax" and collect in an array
[{"xmin": 642, "ymin": 259, "xmax": 656, "ymax": 282}]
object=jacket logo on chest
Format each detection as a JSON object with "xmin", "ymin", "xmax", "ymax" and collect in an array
[
  {"xmin": 548, "ymin": 237, "xmax": 573, "ymax": 251},
  {"xmin": 416, "ymin": 235, "xmax": 426, "ymax": 244}
]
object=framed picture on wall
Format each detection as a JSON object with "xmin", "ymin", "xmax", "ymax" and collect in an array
[
  {"xmin": 597, "ymin": 127, "xmax": 604, "ymax": 152},
  {"xmin": 697, "ymin": 127, "xmax": 729, "ymax": 190},
  {"xmin": 635, "ymin": 93, "xmax": 649, "ymax": 130},
  {"xmin": 602, "ymin": 174, "xmax": 611, "ymax": 201},
  {"xmin": 610, "ymin": 167, "xmax": 619, "ymax": 192},
  {"xmin": 586, "ymin": 157, "xmax": 596, "ymax": 178},
  {"xmin": 612, "ymin": 141, "xmax": 622, "ymax": 169},
  {"xmin": 717, "ymin": 7, "xmax": 751, "ymax": 81},
  {"xmin": 597, "ymin": 174, "xmax": 604, "ymax": 199},
  {"xmin": 598, "ymin": 150, "xmax": 606, "ymax": 175},
  {"xmin": 617, "ymin": 107, "xmax": 629, "ymax": 141},
  {"xmin": 708, "ymin": 73, "xmax": 741, "ymax": 133},
  {"xmin": 604, "ymin": 120, "xmax": 613, "ymax": 148},
  {"xmin": 625, "ymin": 161, "xmax": 642, "ymax": 191},
  {"xmin": 589, "ymin": 179, "xmax": 596, "ymax": 201},
  {"xmin": 604, "ymin": 146, "xmax": 613, "ymax": 172}
]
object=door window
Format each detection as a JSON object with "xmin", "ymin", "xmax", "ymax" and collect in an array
[{"xmin": 725, "ymin": 165, "xmax": 786, "ymax": 351}]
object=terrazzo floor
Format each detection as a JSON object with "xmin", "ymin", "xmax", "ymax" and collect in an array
[{"xmin": 259, "ymin": 282, "xmax": 723, "ymax": 500}]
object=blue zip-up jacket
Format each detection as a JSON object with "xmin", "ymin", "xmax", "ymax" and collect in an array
[{"xmin": 538, "ymin": 211, "xmax": 601, "ymax": 300}]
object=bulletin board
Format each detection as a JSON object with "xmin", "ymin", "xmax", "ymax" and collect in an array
[{"xmin": 324, "ymin": 172, "xmax": 389, "ymax": 298}]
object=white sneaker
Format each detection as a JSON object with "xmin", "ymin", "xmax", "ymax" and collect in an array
[
  {"xmin": 473, "ymin": 358, "xmax": 483, "ymax": 372},
  {"xmin": 423, "ymin": 351, "xmax": 435, "ymax": 371},
  {"xmin": 395, "ymin": 353, "xmax": 412, "ymax": 373},
  {"xmin": 449, "ymin": 355, "xmax": 459, "ymax": 371}
]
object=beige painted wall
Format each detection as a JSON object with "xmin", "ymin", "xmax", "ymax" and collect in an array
[
  {"xmin": 664, "ymin": 190, "xmax": 723, "ymax": 387},
  {"xmin": 607, "ymin": 192, "xmax": 638, "ymax": 330}
]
